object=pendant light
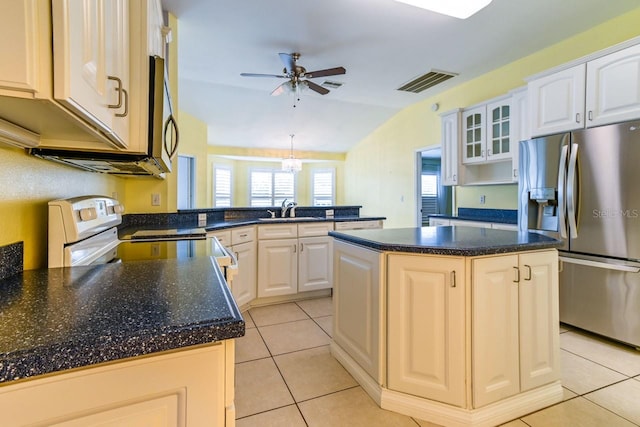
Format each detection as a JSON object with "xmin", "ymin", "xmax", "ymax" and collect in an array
[
  {"xmin": 282, "ymin": 134, "xmax": 302, "ymax": 173},
  {"xmin": 394, "ymin": 0, "xmax": 492, "ymax": 19}
]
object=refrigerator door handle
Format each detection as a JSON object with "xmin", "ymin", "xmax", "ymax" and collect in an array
[
  {"xmin": 559, "ymin": 256, "xmax": 640, "ymax": 273},
  {"xmin": 557, "ymin": 144, "xmax": 569, "ymax": 239},
  {"xmin": 567, "ymin": 143, "xmax": 579, "ymax": 239}
]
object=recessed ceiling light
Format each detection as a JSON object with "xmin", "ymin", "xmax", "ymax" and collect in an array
[{"xmin": 395, "ymin": 0, "xmax": 492, "ymax": 19}]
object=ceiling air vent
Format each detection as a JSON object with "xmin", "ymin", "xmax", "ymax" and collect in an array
[
  {"xmin": 397, "ymin": 70, "xmax": 458, "ymax": 93},
  {"xmin": 321, "ymin": 80, "xmax": 343, "ymax": 89}
]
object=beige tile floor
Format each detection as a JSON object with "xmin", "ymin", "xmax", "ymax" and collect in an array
[{"xmin": 234, "ymin": 297, "xmax": 640, "ymax": 426}]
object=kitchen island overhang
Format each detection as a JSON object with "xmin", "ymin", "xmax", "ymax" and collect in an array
[{"xmin": 330, "ymin": 225, "xmax": 563, "ymax": 427}]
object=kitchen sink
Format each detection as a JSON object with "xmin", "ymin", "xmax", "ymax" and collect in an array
[{"xmin": 258, "ymin": 217, "xmax": 320, "ymax": 221}]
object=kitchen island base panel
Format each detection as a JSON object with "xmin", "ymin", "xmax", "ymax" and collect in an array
[{"xmin": 332, "ymin": 340, "xmax": 562, "ymax": 427}]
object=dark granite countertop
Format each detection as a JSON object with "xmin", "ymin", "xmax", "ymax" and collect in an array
[
  {"xmin": 429, "ymin": 208, "xmax": 518, "ymax": 225},
  {"xmin": 0, "ymin": 257, "xmax": 244, "ymax": 384},
  {"xmin": 329, "ymin": 226, "xmax": 561, "ymax": 256},
  {"xmin": 119, "ymin": 216, "xmax": 386, "ymax": 239}
]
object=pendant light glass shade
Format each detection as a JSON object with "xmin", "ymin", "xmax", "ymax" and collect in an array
[
  {"xmin": 282, "ymin": 134, "xmax": 302, "ymax": 173},
  {"xmin": 395, "ymin": 0, "xmax": 492, "ymax": 19}
]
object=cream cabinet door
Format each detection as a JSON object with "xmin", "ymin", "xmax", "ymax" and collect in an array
[
  {"xmin": 52, "ymin": 0, "xmax": 130, "ymax": 148},
  {"xmin": 462, "ymin": 105, "xmax": 486, "ymax": 164},
  {"xmin": 231, "ymin": 240, "xmax": 257, "ymax": 307},
  {"xmin": 257, "ymin": 239, "xmax": 297, "ymax": 298},
  {"xmin": 510, "ymin": 87, "xmax": 529, "ymax": 181},
  {"xmin": 0, "ymin": 1, "xmax": 50, "ymax": 96},
  {"xmin": 0, "ymin": 344, "xmax": 229, "ymax": 426},
  {"xmin": 586, "ymin": 43, "xmax": 640, "ymax": 127},
  {"xmin": 440, "ymin": 109, "xmax": 461, "ymax": 185},
  {"xmin": 387, "ymin": 254, "xmax": 466, "ymax": 407},
  {"xmin": 529, "ymin": 64, "xmax": 586, "ymax": 137},
  {"xmin": 486, "ymin": 98, "xmax": 512, "ymax": 162},
  {"xmin": 298, "ymin": 236, "xmax": 333, "ymax": 292},
  {"xmin": 518, "ymin": 250, "xmax": 560, "ymax": 392},
  {"xmin": 472, "ymin": 254, "xmax": 520, "ymax": 408},
  {"xmin": 333, "ymin": 240, "xmax": 383, "ymax": 382}
]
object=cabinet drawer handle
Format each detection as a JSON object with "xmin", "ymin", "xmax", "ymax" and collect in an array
[
  {"xmin": 524, "ymin": 265, "xmax": 532, "ymax": 281},
  {"xmin": 239, "ymin": 233, "xmax": 248, "ymax": 238},
  {"xmin": 450, "ymin": 270, "xmax": 456, "ymax": 288},
  {"xmin": 294, "ymin": 244, "xmax": 297, "ymax": 253},
  {"xmin": 300, "ymin": 243, "xmax": 304, "ymax": 252},
  {"xmin": 513, "ymin": 266, "xmax": 520, "ymax": 283},
  {"xmin": 107, "ymin": 76, "xmax": 123, "ymax": 109},
  {"xmin": 588, "ymin": 110, "xmax": 593, "ymax": 121},
  {"xmin": 115, "ymin": 88, "xmax": 128, "ymax": 118},
  {"xmin": 575, "ymin": 113, "xmax": 581, "ymax": 123}
]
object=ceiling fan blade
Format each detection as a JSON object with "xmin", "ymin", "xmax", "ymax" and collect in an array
[
  {"xmin": 304, "ymin": 80, "xmax": 330, "ymax": 95},
  {"xmin": 279, "ymin": 53, "xmax": 295, "ymax": 74},
  {"xmin": 240, "ymin": 73, "xmax": 286, "ymax": 78},
  {"xmin": 271, "ymin": 81, "xmax": 293, "ymax": 96},
  {"xmin": 304, "ymin": 66, "xmax": 346, "ymax": 79}
]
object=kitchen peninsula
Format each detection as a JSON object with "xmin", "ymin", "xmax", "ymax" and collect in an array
[
  {"xmin": 329, "ymin": 225, "xmax": 563, "ymax": 427},
  {"xmin": 0, "ymin": 256, "xmax": 243, "ymax": 426}
]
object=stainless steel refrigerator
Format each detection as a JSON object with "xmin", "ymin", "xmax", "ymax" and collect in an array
[{"xmin": 519, "ymin": 120, "xmax": 640, "ymax": 349}]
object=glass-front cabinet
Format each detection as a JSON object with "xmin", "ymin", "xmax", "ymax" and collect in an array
[
  {"xmin": 462, "ymin": 106, "xmax": 485, "ymax": 164},
  {"xmin": 462, "ymin": 98, "xmax": 512, "ymax": 164},
  {"xmin": 486, "ymin": 99, "xmax": 512, "ymax": 161}
]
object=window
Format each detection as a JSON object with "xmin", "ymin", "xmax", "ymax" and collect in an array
[
  {"xmin": 312, "ymin": 169, "xmax": 335, "ymax": 206},
  {"xmin": 213, "ymin": 165, "xmax": 232, "ymax": 207},
  {"xmin": 177, "ymin": 155, "xmax": 195, "ymax": 209},
  {"xmin": 250, "ymin": 169, "xmax": 295, "ymax": 206}
]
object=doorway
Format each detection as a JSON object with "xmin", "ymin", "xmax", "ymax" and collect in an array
[{"xmin": 416, "ymin": 147, "xmax": 453, "ymax": 225}]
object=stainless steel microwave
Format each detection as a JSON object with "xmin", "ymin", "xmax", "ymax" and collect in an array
[{"xmin": 30, "ymin": 56, "xmax": 179, "ymax": 178}]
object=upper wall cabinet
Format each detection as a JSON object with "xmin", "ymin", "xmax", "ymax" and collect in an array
[
  {"xmin": 440, "ymin": 109, "xmax": 462, "ymax": 186},
  {"xmin": 52, "ymin": 0, "xmax": 130, "ymax": 149},
  {"xmin": 529, "ymin": 42, "xmax": 640, "ymax": 137},
  {"xmin": 0, "ymin": 0, "xmax": 163, "ymax": 153},
  {"xmin": 462, "ymin": 97, "xmax": 512, "ymax": 165}
]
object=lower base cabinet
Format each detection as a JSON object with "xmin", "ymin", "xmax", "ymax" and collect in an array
[
  {"xmin": 230, "ymin": 240, "xmax": 256, "ymax": 307},
  {"xmin": 298, "ymin": 236, "xmax": 332, "ymax": 292},
  {"xmin": 473, "ymin": 251, "xmax": 560, "ymax": 407},
  {"xmin": 387, "ymin": 254, "xmax": 466, "ymax": 407},
  {"xmin": 0, "ymin": 342, "xmax": 236, "ymax": 426}
]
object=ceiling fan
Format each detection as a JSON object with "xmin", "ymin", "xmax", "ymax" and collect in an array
[{"xmin": 241, "ymin": 53, "xmax": 346, "ymax": 96}]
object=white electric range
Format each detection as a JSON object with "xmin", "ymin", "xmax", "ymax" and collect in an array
[{"xmin": 47, "ymin": 196, "xmax": 235, "ymax": 280}]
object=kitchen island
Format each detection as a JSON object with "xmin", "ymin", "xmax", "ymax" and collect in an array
[
  {"xmin": 329, "ymin": 226, "xmax": 563, "ymax": 427},
  {"xmin": 0, "ymin": 256, "xmax": 243, "ymax": 426}
]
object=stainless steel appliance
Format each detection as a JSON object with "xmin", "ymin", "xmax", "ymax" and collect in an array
[
  {"xmin": 519, "ymin": 121, "xmax": 640, "ymax": 348},
  {"xmin": 30, "ymin": 56, "xmax": 179, "ymax": 178},
  {"xmin": 48, "ymin": 196, "xmax": 236, "ymax": 282}
]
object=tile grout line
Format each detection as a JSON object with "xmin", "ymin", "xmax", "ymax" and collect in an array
[{"xmin": 560, "ymin": 347, "xmax": 639, "ymax": 378}]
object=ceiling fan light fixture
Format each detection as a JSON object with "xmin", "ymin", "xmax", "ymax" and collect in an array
[
  {"xmin": 282, "ymin": 134, "xmax": 302, "ymax": 173},
  {"xmin": 395, "ymin": 0, "xmax": 492, "ymax": 19}
]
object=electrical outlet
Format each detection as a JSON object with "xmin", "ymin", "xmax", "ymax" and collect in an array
[
  {"xmin": 198, "ymin": 213, "xmax": 207, "ymax": 226},
  {"xmin": 151, "ymin": 243, "xmax": 160, "ymax": 257},
  {"xmin": 325, "ymin": 209, "xmax": 334, "ymax": 218},
  {"xmin": 151, "ymin": 193, "xmax": 161, "ymax": 206},
  {"xmin": 480, "ymin": 195, "xmax": 486, "ymax": 204}
]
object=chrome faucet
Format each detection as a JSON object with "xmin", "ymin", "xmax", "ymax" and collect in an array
[{"xmin": 280, "ymin": 199, "xmax": 298, "ymax": 217}]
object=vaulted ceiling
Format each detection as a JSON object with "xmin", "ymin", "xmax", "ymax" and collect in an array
[{"xmin": 161, "ymin": 0, "xmax": 639, "ymax": 153}]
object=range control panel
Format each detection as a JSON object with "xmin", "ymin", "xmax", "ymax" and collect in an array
[{"xmin": 49, "ymin": 196, "xmax": 124, "ymax": 244}]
